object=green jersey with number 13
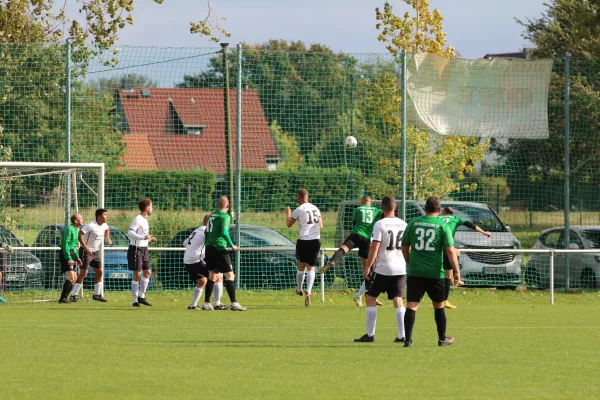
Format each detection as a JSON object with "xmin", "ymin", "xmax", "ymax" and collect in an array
[
  {"xmin": 351, "ymin": 205, "xmax": 383, "ymax": 239},
  {"xmin": 401, "ymin": 215, "xmax": 454, "ymax": 279}
]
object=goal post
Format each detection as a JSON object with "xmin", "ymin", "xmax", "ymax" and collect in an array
[{"xmin": 0, "ymin": 162, "xmax": 105, "ymax": 301}]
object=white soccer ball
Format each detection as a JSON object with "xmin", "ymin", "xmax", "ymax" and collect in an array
[{"xmin": 345, "ymin": 136, "xmax": 358, "ymax": 148}]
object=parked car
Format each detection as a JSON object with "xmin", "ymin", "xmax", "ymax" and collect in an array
[
  {"xmin": 158, "ymin": 224, "xmax": 304, "ymax": 290},
  {"xmin": 526, "ymin": 226, "xmax": 600, "ymax": 289},
  {"xmin": 0, "ymin": 226, "xmax": 43, "ymax": 291},
  {"xmin": 33, "ymin": 225, "xmax": 133, "ymax": 290},
  {"xmin": 336, "ymin": 200, "xmax": 522, "ymax": 287}
]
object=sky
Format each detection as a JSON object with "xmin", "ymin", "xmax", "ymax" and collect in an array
[{"xmin": 113, "ymin": 0, "xmax": 547, "ymax": 58}]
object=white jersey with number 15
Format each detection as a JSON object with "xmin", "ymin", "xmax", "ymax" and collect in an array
[{"xmin": 292, "ymin": 202, "xmax": 321, "ymax": 240}]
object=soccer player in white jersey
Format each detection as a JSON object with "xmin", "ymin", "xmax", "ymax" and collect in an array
[
  {"xmin": 354, "ymin": 196, "xmax": 408, "ymax": 343},
  {"xmin": 183, "ymin": 214, "xmax": 209, "ymax": 310},
  {"xmin": 285, "ymin": 188, "xmax": 322, "ymax": 307},
  {"xmin": 127, "ymin": 198, "xmax": 157, "ymax": 307},
  {"xmin": 70, "ymin": 208, "xmax": 112, "ymax": 302}
]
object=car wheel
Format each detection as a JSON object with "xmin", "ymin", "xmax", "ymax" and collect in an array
[
  {"xmin": 525, "ymin": 268, "xmax": 544, "ymax": 289},
  {"xmin": 580, "ymin": 269, "xmax": 598, "ymax": 289}
]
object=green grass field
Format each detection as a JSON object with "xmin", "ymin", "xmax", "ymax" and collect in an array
[{"xmin": 1, "ymin": 290, "xmax": 599, "ymax": 399}]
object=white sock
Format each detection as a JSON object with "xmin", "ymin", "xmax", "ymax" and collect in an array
[
  {"xmin": 357, "ymin": 281, "xmax": 367, "ymax": 297},
  {"xmin": 100, "ymin": 282, "xmax": 104, "ymax": 297},
  {"xmin": 366, "ymin": 306, "xmax": 377, "ymax": 337},
  {"xmin": 213, "ymin": 282, "xmax": 223, "ymax": 306},
  {"xmin": 296, "ymin": 271, "xmax": 305, "ymax": 292},
  {"xmin": 131, "ymin": 280, "xmax": 139, "ymax": 303},
  {"xmin": 396, "ymin": 307, "xmax": 406, "ymax": 339},
  {"xmin": 306, "ymin": 271, "xmax": 315, "ymax": 295},
  {"xmin": 191, "ymin": 287, "xmax": 203, "ymax": 308},
  {"xmin": 139, "ymin": 276, "xmax": 149, "ymax": 298},
  {"xmin": 93, "ymin": 283, "xmax": 101, "ymax": 296},
  {"xmin": 71, "ymin": 283, "xmax": 81, "ymax": 297}
]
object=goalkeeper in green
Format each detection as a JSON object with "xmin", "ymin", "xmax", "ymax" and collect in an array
[
  {"xmin": 440, "ymin": 207, "xmax": 491, "ymax": 309},
  {"xmin": 321, "ymin": 196, "xmax": 383, "ymax": 306}
]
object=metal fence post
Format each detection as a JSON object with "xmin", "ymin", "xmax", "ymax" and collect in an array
[
  {"xmin": 320, "ymin": 249, "xmax": 325, "ymax": 303},
  {"xmin": 64, "ymin": 39, "xmax": 72, "ymax": 227},
  {"xmin": 550, "ymin": 250, "xmax": 555, "ymax": 305},
  {"xmin": 235, "ymin": 44, "xmax": 243, "ymax": 289},
  {"xmin": 564, "ymin": 53, "xmax": 571, "ymax": 290},
  {"xmin": 400, "ymin": 50, "xmax": 407, "ymax": 220}
]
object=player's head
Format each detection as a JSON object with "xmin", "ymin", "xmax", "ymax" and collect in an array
[
  {"xmin": 95, "ymin": 208, "xmax": 108, "ymax": 224},
  {"xmin": 202, "ymin": 214, "xmax": 210, "ymax": 226},
  {"xmin": 218, "ymin": 196, "xmax": 230, "ymax": 210},
  {"xmin": 361, "ymin": 195, "xmax": 371, "ymax": 205},
  {"xmin": 71, "ymin": 213, "xmax": 83, "ymax": 226},
  {"xmin": 381, "ymin": 195, "xmax": 397, "ymax": 214},
  {"xmin": 297, "ymin": 188, "xmax": 308, "ymax": 204},
  {"xmin": 424, "ymin": 196, "xmax": 441, "ymax": 215},
  {"xmin": 138, "ymin": 198, "xmax": 153, "ymax": 215},
  {"xmin": 442, "ymin": 206, "xmax": 454, "ymax": 216}
]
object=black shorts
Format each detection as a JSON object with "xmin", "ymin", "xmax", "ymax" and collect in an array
[
  {"xmin": 59, "ymin": 250, "xmax": 79, "ymax": 273},
  {"xmin": 343, "ymin": 233, "xmax": 371, "ymax": 259},
  {"xmin": 185, "ymin": 261, "xmax": 209, "ymax": 283},
  {"xmin": 204, "ymin": 246, "xmax": 233, "ymax": 273},
  {"xmin": 296, "ymin": 239, "xmax": 321, "ymax": 266},
  {"xmin": 79, "ymin": 248, "xmax": 101, "ymax": 270},
  {"xmin": 367, "ymin": 273, "xmax": 406, "ymax": 300},
  {"xmin": 406, "ymin": 276, "xmax": 445, "ymax": 303},
  {"xmin": 127, "ymin": 246, "xmax": 151, "ymax": 271},
  {"xmin": 443, "ymin": 253, "xmax": 453, "ymax": 271}
]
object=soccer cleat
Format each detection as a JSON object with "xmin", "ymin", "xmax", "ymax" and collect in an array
[
  {"xmin": 58, "ymin": 298, "xmax": 70, "ymax": 304},
  {"xmin": 375, "ymin": 299, "xmax": 384, "ymax": 306},
  {"xmin": 394, "ymin": 337, "xmax": 405, "ymax": 343},
  {"xmin": 214, "ymin": 304, "xmax": 229, "ymax": 310},
  {"xmin": 354, "ymin": 334, "xmax": 374, "ymax": 343},
  {"xmin": 438, "ymin": 336, "xmax": 455, "ymax": 347},
  {"xmin": 295, "ymin": 287, "xmax": 304, "ymax": 296},
  {"xmin": 201, "ymin": 302, "xmax": 214, "ymax": 311},
  {"xmin": 353, "ymin": 295, "xmax": 363, "ymax": 307},
  {"xmin": 92, "ymin": 295, "xmax": 108, "ymax": 303},
  {"xmin": 403, "ymin": 340, "xmax": 413, "ymax": 348},
  {"xmin": 70, "ymin": 295, "xmax": 78, "ymax": 303},
  {"xmin": 132, "ymin": 302, "xmax": 140, "ymax": 307},
  {"xmin": 319, "ymin": 261, "xmax": 335, "ymax": 274},
  {"xmin": 137, "ymin": 297, "xmax": 152, "ymax": 306},
  {"xmin": 305, "ymin": 294, "xmax": 311, "ymax": 307},
  {"xmin": 444, "ymin": 300, "xmax": 457, "ymax": 310},
  {"xmin": 230, "ymin": 302, "xmax": 247, "ymax": 311},
  {"xmin": 0, "ymin": 296, "xmax": 6, "ymax": 303},
  {"xmin": 187, "ymin": 306, "xmax": 197, "ymax": 310}
]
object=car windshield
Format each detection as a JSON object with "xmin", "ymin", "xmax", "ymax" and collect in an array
[
  {"xmin": 580, "ymin": 230, "xmax": 600, "ymax": 248},
  {"xmin": 0, "ymin": 227, "xmax": 23, "ymax": 246},
  {"xmin": 237, "ymin": 227, "xmax": 294, "ymax": 248},
  {"xmin": 448, "ymin": 205, "xmax": 508, "ymax": 233},
  {"xmin": 108, "ymin": 228, "xmax": 130, "ymax": 247}
]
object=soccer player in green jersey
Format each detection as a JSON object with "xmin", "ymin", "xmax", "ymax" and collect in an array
[
  {"xmin": 58, "ymin": 214, "xmax": 83, "ymax": 303},
  {"xmin": 203, "ymin": 196, "xmax": 246, "ymax": 311},
  {"xmin": 400, "ymin": 196, "xmax": 460, "ymax": 347},
  {"xmin": 440, "ymin": 206, "xmax": 491, "ymax": 309},
  {"xmin": 321, "ymin": 196, "xmax": 383, "ymax": 306}
]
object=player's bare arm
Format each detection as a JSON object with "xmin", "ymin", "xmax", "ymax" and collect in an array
[
  {"xmin": 444, "ymin": 246, "xmax": 460, "ymax": 284},
  {"xmin": 401, "ymin": 245, "xmax": 410, "ymax": 264},
  {"xmin": 475, "ymin": 226, "xmax": 492, "ymax": 237},
  {"xmin": 285, "ymin": 206, "xmax": 296, "ymax": 227},
  {"xmin": 363, "ymin": 240, "xmax": 380, "ymax": 280},
  {"xmin": 105, "ymin": 229, "xmax": 112, "ymax": 245}
]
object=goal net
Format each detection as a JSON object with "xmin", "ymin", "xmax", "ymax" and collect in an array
[{"xmin": 0, "ymin": 162, "xmax": 105, "ymax": 302}]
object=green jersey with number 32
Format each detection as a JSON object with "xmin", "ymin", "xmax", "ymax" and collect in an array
[
  {"xmin": 401, "ymin": 215, "xmax": 454, "ymax": 278},
  {"xmin": 351, "ymin": 205, "xmax": 383, "ymax": 239}
]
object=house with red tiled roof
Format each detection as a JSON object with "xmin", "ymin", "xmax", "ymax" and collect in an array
[{"xmin": 114, "ymin": 87, "xmax": 280, "ymax": 174}]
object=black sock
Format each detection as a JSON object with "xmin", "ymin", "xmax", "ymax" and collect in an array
[
  {"xmin": 330, "ymin": 248, "xmax": 346, "ymax": 264},
  {"xmin": 404, "ymin": 308, "xmax": 416, "ymax": 342},
  {"xmin": 434, "ymin": 308, "xmax": 447, "ymax": 341},
  {"xmin": 60, "ymin": 280, "xmax": 73, "ymax": 300},
  {"xmin": 224, "ymin": 280, "xmax": 237, "ymax": 303},
  {"xmin": 444, "ymin": 278, "xmax": 451, "ymax": 301},
  {"xmin": 204, "ymin": 279, "xmax": 214, "ymax": 303}
]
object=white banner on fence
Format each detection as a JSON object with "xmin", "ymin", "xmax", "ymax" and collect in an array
[{"xmin": 406, "ymin": 53, "xmax": 553, "ymax": 139}]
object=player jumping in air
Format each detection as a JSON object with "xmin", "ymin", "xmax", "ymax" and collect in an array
[
  {"xmin": 285, "ymin": 189, "xmax": 322, "ymax": 307},
  {"xmin": 128, "ymin": 198, "xmax": 157, "ymax": 307},
  {"xmin": 401, "ymin": 196, "xmax": 460, "ymax": 347},
  {"xmin": 321, "ymin": 195, "xmax": 384, "ymax": 307},
  {"xmin": 354, "ymin": 196, "xmax": 408, "ymax": 343},
  {"xmin": 440, "ymin": 206, "xmax": 491, "ymax": 309},
  {"xmin": 70, "ymin": 208, "xmax": 112, "ymax": 303}
]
